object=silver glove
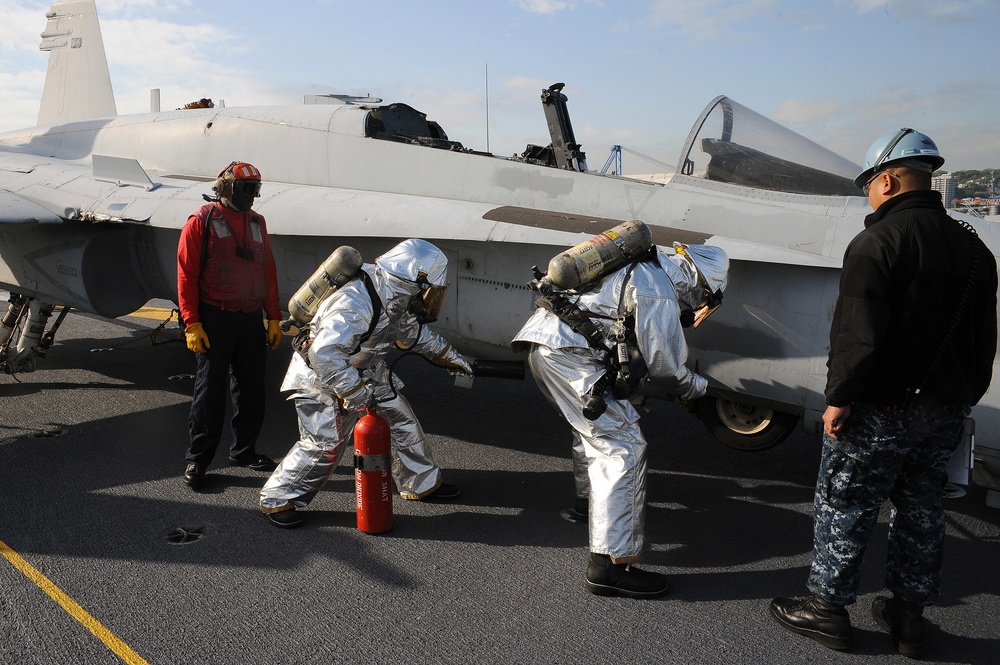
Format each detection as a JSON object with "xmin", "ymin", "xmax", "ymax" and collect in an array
[{"xmin": 339, "ymin": 382, "xmax": 374, "ymax": 411}]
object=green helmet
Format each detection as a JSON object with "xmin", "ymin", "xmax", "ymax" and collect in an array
[{"xmin": 853, "ymin": 128, "xmax": 945, "ymax": 188}]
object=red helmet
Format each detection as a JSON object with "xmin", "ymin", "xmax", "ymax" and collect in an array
[{"xmin": 214, "ymin": 161, "xmax": 262, "ymax": 211}]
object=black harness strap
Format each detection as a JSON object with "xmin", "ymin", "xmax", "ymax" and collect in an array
[
  {"xmin": 293, "ymin": 269, "xmax": 384, "ymax": 366},
  {"xmin": 201, "ymin": 206, "xmax": 215, "ymax": 269},
  {"xmin": 354, "ymin": 270, "xmax": 383, "ymax": 354}
]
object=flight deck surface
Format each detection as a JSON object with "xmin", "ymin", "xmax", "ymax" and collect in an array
[{"xmin": 1, "ymin": 307, "xmax": 997, "ymax": 664}]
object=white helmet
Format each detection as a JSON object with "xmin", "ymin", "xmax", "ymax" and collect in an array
[
  {"xmin": 853, "ymin": 128, "xmax": 944, "ymax": 188},
  {"xmin": 375, "ymin": 239, "xmax": 449, "ymax": 323}
]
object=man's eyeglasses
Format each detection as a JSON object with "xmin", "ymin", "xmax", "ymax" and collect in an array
[{"xmin": 862, "ymin": 170, "xmax": 899, "ymax": 196}]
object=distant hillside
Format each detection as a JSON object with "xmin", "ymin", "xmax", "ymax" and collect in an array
[{"xmin": 951, "ymin": 169, "xmax": 999, "ymax": 199}]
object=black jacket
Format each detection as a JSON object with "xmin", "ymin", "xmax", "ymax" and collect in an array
[{"xmin": 825, "ymin": 190, "xmax": 997, "ymax": 408}]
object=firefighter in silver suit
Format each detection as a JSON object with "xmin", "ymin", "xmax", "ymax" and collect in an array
[
  {"xmin": 260, "ymin": 239, "xmax": 472, "ymax": 528},
  {"xmin": 513, "ymin": 243, "xmax": 728, "ymax": 597}
]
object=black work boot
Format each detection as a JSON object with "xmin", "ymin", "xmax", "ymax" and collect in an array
[
  {"xmin": 420, "ymin": 483, "xmax": 460, "ymax": 501},
  {"xmin": 560, "ymin": 497, "xmax": 588, "ymax": 523},
  {"xmin": 585, "ymin": 553, "xmax": 669, "ymax": 599},
  {"xmin": 183, "ymin": 463, "xmax": 206, "ymax": 489},
  {"xmin": 769, "ymin": 594, "xmax": 853, "ymax": 651},
  {"xmin": 264, "ymin": 508, "xmax": 303, "ymax": 529},
  {"xmin": 872, "ymin": 595, "xmax": 926, "ymax": 659}
]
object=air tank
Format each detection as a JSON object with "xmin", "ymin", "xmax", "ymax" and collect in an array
[
  {"xmin": 542, "ymin": 220, "xmax": 653, "ymax": 291},
  {"xmin": 286, "ymin": 246, "xmax": 364, "ymax": 328}
]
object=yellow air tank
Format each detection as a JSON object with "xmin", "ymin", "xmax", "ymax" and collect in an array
[
  {"xmin": 542, "ymin": 220, "xmax": 653, "ymax": 291},
  {"xmin": 286, "ymin": 246, "xmax": 364, "ymax": 328}
]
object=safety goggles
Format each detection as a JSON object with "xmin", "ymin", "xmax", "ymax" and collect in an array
[
  {"xmin": 862, "ymin": 170, "xmax": 900, "ymax": 197},
  {"xmin": 232, "ymin": 180, "xmax": 262, "ymax": 198}
]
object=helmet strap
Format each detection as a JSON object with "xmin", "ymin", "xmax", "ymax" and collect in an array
[{"xmin": 872, "ymin": 128, "xmax": 913, "ymax": 172}]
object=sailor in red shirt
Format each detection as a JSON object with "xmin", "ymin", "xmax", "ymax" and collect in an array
[{"xmin": 177, "ymin": 161, "xmax": 283, "ymax": 489}]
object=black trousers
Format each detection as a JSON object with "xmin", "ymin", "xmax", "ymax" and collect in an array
[{"xmin": 185, "ymin": 305, "xmax": 267, "ymax": 465}]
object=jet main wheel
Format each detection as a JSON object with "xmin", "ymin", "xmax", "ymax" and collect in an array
[{"xmin": 695, "ymin": 396, "xmax": 798, "ymax": 452}]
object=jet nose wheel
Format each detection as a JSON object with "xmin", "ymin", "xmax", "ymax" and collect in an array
[{"xmin": 695, "ymin": 396, "xmax": 798, "ymax": 452}]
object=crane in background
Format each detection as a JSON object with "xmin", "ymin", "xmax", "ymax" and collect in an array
[
  {"xmin": 600, "ymin": 145, "xmax": 675, "ymax": 177},
  {"xmin": 601, "ymin": 145, "xmax": 622, "ymax": 174}
]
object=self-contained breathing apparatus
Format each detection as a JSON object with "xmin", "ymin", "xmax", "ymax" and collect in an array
[
  {"xmin": 282, "ymin": 244, "xmax": 474, "ymax": 403},
  {"xmin": 528, "ymin": 221, "xmax": 656, "ymax": 421},
  {"xmin": 282, "ymin": 246, "xmax": 381, "ymax": 363}
]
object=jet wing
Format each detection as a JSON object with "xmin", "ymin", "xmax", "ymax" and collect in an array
[
  {"xmin": 704, "ymin": 235, "xmax": 842, "ymax": 269},
  {"xmin": 0, "ymin": 189, "xmax": 62, "ymax": 224}
]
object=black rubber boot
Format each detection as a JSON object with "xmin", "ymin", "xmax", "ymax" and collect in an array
[
  {"xmin": 183, "ymin": 463, "xmax": 206, "ymax": 489},
  {"xmin": 229, "ymin": 453, "xmax": 277, "ymax": 472},
  {"xmin": 872, "ymin": 595, "xmax": 926, "ymax": 659},
  {"xmin": 421, "ymin": 482, "xmax": 460, "ymax": 501},
  {"xmin": 769, "ymin": 594, "xmax": 853, "ymax": 651},
  {"xmin": 560, "ymin": 497, "xmax": 588, "ymax": 523},
  {"xmin": 584, "ymin": 553, "xmax": 669, "ymax": 599},
  {"xmin": 264, "ymin": 508, "xmax": 303, "ymax": 529}
]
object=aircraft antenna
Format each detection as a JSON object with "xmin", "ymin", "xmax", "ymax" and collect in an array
[{"xmin": 485, "ymin": 63, "xmax": 490, "ymax": 153}]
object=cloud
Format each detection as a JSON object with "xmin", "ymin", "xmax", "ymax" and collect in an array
[
  {"xmin": 645, "ymin": 0, "xmax": 780, "ymax": 41},
  {"xmin": 0, "ymin": 5, "xmax": 45, "ymax": 53},
  {"xmin": 513, "ymin": 0, "xmax": 604, "ymax": 15},
  {"xmin": 98, "ymin": 0, "xmax": 196, "ymax": 15},
  {"xmin": 849, "ymin": 0, "xmax": 988, "ymax": 21},
  {"xmin": 505, "ymin": 76, "xmax": 558, "ymax": 92},
  {"xmin": 771, "ymin": 98, "xmax": 842, "ymax": 125},
  {"xmin": 854, "ymin": 86, "xmax": 931, "ymax": 120},
  {"xmin": 99, "ymin": 17, "xmax": 252, "ymax": 113}
]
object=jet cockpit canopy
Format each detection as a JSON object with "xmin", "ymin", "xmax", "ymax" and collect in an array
[{"xmin": 678, "ymin": 96, "xmax": 861, "ymax": 197}]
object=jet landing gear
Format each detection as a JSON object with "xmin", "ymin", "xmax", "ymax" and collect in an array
[
  {"xmin": 694, "ymin": 395, "xmax": 798, "ymax": 452},
  {"xmin": 0, "ymin": 295, "xmax": 68, "ymax": 374}
]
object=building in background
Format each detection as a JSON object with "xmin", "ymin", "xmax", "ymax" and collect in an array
[{"xmin": 932, "ymin": 172, "xmax": 956, "ymax": 209}]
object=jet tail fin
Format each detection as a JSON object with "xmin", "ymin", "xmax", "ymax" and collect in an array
[{"xmin": 37, "ymin": 0, "xmax": 117, "ymax": 126}]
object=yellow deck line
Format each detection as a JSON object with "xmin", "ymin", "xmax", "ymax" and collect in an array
[
  {"xmin": 129, "ymin": 306, "xmax": 177, "ymax": 321},
  {"xmin": 0, "ymin": 539, "xmax": 149, "ymax": 665}
]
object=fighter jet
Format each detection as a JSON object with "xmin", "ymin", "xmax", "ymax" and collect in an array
[{"xmin": 2, "ymin": 1, "xmax": 999, "ymax": 497}]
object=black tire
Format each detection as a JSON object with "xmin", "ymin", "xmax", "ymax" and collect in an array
[{"xmin": 695, "ymin": 395, "xmax": 799, "ymax": 452}]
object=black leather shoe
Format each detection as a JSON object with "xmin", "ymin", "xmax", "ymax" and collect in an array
[
  {"xmin": 560, "ymin": 497, "xmax": 588, "ymax": 524},
  {"xmin": 183, "ymin": 463, "xmax": 206, "ymax": 488},
  {"xmin": 420, "ymin": 482, "xmax": 460, "ymax": 501},
  {"xmin": 229, "ymin": 453, "xmax": 277, "ymax": 472},
  {"xmin": 872, "ymin": 595, "xmax": 926, "ymax": 658},
  {"xmin": 585, "ymin": 553, "xmax": 669, "ymax": 599},
  {"xmin": 769, "ymin": 594, "xmax": 852, "ymax": 651},
  {"xmin": 264, "ymin": 509, "xmax": 303, "ymax": 529}
]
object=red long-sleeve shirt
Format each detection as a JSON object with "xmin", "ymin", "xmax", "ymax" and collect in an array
[{"xmin": 176, "ymin": 201, "xmax": 281, "ymax": 326}]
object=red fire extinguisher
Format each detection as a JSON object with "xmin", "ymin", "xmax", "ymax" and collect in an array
[{"xmin": 354, "ymin": 407, "xmax": 393, "ymax": 534}]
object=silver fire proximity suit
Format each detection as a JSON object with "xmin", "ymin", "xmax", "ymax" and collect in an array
[
  {"xmin": 512, "ymin": 244, "xmax": 729, "ymax": 563},
  {"xmin": 260, "ymin": 239, "xmax": 472, "ymax": 514}
]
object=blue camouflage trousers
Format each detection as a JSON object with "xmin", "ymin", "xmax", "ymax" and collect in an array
[{"xmin": 807, "ymin": 403, "xmax": 965, "ymax": 607}]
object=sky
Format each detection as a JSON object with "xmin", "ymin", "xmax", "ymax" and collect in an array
[{"xmin": 1, "ymin": 0, "xmax": 998, "ymax": 174}]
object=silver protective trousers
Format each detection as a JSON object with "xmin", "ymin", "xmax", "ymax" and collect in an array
[
  {"xmin": 528, "ymin": 345, "xmax": 648, "ymax": 562},
  {"xmin": 260, "ymin": 390, "xmax": 443, "ymax": 511}
]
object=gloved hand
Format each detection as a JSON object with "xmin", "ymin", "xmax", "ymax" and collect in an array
[
  {"xmin": 185, "ymin": 322, "xmax": 210, "ymax": 354},
  {"xmin": 434, "ymin": 344, "xmax": 473, "ymax": 375},
  {"xmin": 679, "ymin": 373, "xmax": 708, "ymax": 403},
  {"xmin": 266, "ymin": 319, "xmax": 283, "ymax": 350},
  {"xmin": 340, "ymin": 382, "xmax": 374, "ymax": 412}
]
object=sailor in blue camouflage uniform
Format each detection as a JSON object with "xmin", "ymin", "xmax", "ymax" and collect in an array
[{"xmin": 769, "ymin": 129, "xmax": 997, "ymax": 658}]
